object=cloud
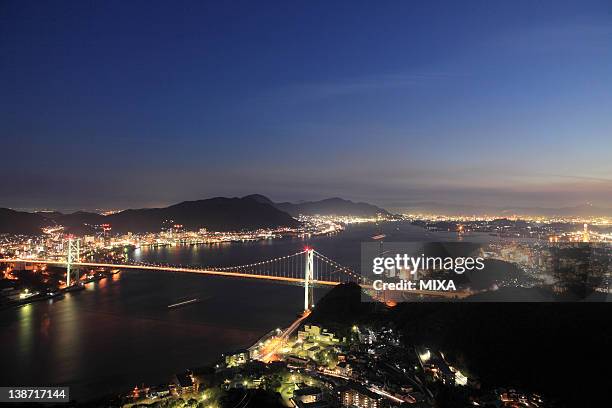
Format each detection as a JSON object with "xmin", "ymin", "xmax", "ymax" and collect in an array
[
  {"xmin": 547, "ymin": 174, "xmax": 612, "ymax": 184},
  {"xmin": 263, "ymin": 72, "xmax": 455, "ymax": 103}
]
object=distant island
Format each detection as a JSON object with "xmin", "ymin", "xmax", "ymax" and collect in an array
[{"xmin": 0, "ymin": 195, "xmax": 391, "ymax": 235}]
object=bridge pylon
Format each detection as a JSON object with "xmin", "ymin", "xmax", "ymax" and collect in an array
[
  {"xmin": 304, "ymin": 248, "xmax": 314, "ymax": 311},
  {"xmin": 66, "ymin": 238, "xmax": 80, "ymax": 287}
]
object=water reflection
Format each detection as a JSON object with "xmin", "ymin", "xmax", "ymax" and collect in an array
[
  {"xmin": 1, "ymin": 269, "xmax": 310, "ymax": 401},
  {"xmin": 18, "ymin": 304, "xmax": 33, "ymax": 358},
  {"xmin": 1, "ymin": 222, "xmax": 429, "ymax": 401}
]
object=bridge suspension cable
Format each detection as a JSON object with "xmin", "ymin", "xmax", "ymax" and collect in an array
[
  {"xmin": 188, "ymin": 249, "xmax": 362, "ymax": 284},
  {"xmin": 126, "ymin": 249, "xmax": 360, "ymax": 285},
  {"xmin": 311, "ymin": 250, "xmax": 361, "ymax": 283}
]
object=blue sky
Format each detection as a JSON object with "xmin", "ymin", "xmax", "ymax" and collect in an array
[{"xmin": 1, "ymin": 1, "xmax": 611, "ymax": 211}]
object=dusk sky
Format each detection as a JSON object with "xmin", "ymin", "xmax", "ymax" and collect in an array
[{"xmin": 2, "ymin": 1, "xmax": 612, "ymax": 212}]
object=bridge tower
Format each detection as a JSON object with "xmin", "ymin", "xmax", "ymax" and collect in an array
[
  {"xmin": 66, "ymin": 238, "xmax": 80, "ymax": 287},
  {"xmin": 304, "ymin": 248, "xmax": 314, "ymax": 311}
]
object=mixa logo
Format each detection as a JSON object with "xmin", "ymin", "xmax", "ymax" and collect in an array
[
  {"xmin": 373, "ymin": 279, "xmax": 457, "ymax": 291},
  {"xmin": 420, "ymin": 279, "xmax": 456, "ymax": 291}
]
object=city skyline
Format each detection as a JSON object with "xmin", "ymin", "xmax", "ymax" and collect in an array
[{"xmin": 2, "ymin": 1, "xmax": 612, "ymax": 210}]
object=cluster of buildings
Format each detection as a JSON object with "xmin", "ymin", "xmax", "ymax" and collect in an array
[
  {"xmin": 119, "ymin": 320, "xmax": 552, "ymax": 408},
  {"xmin": 399, "ymin": 214, "xmax": 612, "ymax": 295},
  {"xmin": 389, "ymin": 215, "xmax": 611, "ymax": 296},
  {"xmin": 0, "ymin": 233, "xmax": 65, "ymax": 260},
  {"xmin": 496, "ymin": 388, "xmax": 545, "ymax": 407},
  {"xmin": 0, "ymin": 215, "xmax": 352, "ymax": 263},
  {"xmin": 485, "ymin": 239, "xmax": 612, "ymax": 295},
  {"xmin": 409, "ymin": 214, "xmax": 612, "ymax": 242}
]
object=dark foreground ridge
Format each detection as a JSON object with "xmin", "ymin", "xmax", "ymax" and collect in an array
[{"xmin": 308, "ymin": 283, "xmax": 612, "ymax": 407}]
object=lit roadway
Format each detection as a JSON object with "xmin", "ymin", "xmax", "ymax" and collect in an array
[
  {"xmin": 0, "ymin": 258, "xmax": 339, "ymax": 286},
  {"xmin": 0, "ymin": 258, "xmax": 473, "ymax": 298},
  {"xmin": 256, "ymin": 309, "xmax": 312, "ymax": 363}
]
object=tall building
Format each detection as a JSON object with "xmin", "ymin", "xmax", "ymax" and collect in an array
[{"xmin": 337, "ymin": 385, "xmax": 387, "ymax": 408}]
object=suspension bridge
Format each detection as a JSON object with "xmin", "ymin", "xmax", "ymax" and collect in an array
[
  {"xmin": 1, "ymin": 240, "xmax": 470, "ymax": 311},
  {"xmin": 1, "ymin": 241, "xmax": 363, "ymax": 311}
]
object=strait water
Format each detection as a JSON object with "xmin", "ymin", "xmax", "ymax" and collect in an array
[{"xmin": 0, "ymin": 222, "xmax": 483, "ymax": 401}]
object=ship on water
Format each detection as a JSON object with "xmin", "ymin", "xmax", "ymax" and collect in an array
[{"xmin": 167, "ymin": 297, "xmax": 200, "ymax": 309}]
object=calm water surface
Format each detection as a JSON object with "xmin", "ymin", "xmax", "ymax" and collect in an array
[{"xmin": 0, "ymin": 222, "xmax": 495, "ymax": 401}]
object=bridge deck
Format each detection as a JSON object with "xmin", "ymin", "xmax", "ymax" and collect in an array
[
  {"xmin": 0, "ymin": 258, "xmax": 471, "ymax": 298},
  {"xmin": 0, "ymin": 258, "xmax": 339, "ymax": 286}
]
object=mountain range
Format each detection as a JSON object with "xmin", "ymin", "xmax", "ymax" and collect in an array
[
  {"xmin": 0, "ymin": 195, "xmax": 390, "ymax": 235},
  {"xmin": 244, "ymin": 194, "xmax": 390, "ymax": 217}
]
